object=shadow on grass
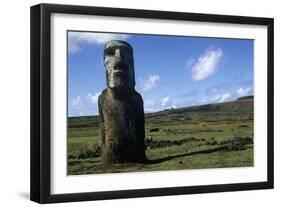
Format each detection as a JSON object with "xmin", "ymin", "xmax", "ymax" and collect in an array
[
  {"xmin": 68, "ymin": 159, "xmax": 100, "ymax": 165},
  {"xmin": 145, "ymin": 146, "xmax": 229, "ymax": 164}
]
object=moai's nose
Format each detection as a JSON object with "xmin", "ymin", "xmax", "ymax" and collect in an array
[{"xmin": 115, "ymin": 49, "xmax": 123, "ymax": 60}]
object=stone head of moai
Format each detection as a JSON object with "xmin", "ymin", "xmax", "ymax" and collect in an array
[
  {"xmin": 98, "ymin": 40, "xmax": 146, "ymax": 164},
  {"xmin": 104, "ymin": 40, "xmax": 135, "ymax": 90}
]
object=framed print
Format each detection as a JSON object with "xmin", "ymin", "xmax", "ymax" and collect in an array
[{"xmin": 30, "ymin": 3, "xmax": 274, "ymax": 203}]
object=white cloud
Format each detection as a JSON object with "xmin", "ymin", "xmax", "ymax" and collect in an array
[
  {"xmin": 218, "ymin": 93, "xmax": 232, "ymax": 103},
  {"xmin": 211, "ymin": 94, "xmax": 221, "ymax": 102},
  {"xmin": 237, "ymin": 87, "xmax": 251, "ymax": 97},
  {"xmin": 143, "ymin": 97, "xmax": 178, "ymax": 113},
  {"xmin": 144, "ymin": 100, "xmax": 157, "ymax": 112},
  {"xmin": 192, "ymin": 48, "xmax": 223, "ymax": 81},
  {"xmin": 161, "ymin": 96, "xmax": 170, "ymax": 106},
  {"xmin": 68, "ymin": 32, "xmax": 130, "ymax": 53},
  {"xmin": 71, "ymin": 96, "xmax": 84, "ymax": 109},
  {"xmin": 88, "ymin": 91, "xmax": 102, "ymax": 104},
  {"xmin": 207, "ymin": 93, "xmax": 232, "ymax": 104},
  {"xmin": 140, "ymin": 74, "xmax": 160, "ymax": 92}
]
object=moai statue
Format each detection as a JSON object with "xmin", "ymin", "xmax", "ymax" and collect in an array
[{"xmin": 98, "ymin": 40, "xmax": 146, "ymax": 163}]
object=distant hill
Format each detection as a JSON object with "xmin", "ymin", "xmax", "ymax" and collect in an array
[
  {"xmin": 68, "ymin": 96, "xmax": 253, "ymax": 127},
  {"xmin": 236, "ymin": 95, "xmax": 253, "ymax": 101},
  {"xmin": 147, "ymin": 96, "xmax": 253, "ymax": 118}
]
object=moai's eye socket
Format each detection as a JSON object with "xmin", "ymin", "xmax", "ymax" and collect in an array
[{"xmin": 105, "ymin": 48, "xmax": 115, "ymax": 56}]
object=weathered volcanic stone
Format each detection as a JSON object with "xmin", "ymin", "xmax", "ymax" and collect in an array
[{"xmin": 98, "ymin": 40, "xmax": 146, "ymax": 163}]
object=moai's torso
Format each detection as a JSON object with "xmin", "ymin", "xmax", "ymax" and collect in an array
[{"xmin": 98, "ymin": 88, "xmax": 146, "ymax": 163}]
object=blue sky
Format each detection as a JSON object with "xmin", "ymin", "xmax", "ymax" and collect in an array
[{"xmin": 68, "ymin": 31, "xmax": 253, "ymax": 117}]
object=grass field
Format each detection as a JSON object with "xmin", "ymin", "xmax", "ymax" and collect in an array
[{"xmin": 67, "ymin": 96, "xmax": 254, "ymax": 175}]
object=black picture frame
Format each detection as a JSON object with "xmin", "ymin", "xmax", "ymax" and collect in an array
[{"xmin": 30, "ymin": 3, "xmax": 274, "ymax": 204}]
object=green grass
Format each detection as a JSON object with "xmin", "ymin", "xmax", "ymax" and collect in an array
[{"xmin": 67, "ymin": 99, "xmax": 254, "ymax": 175}]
